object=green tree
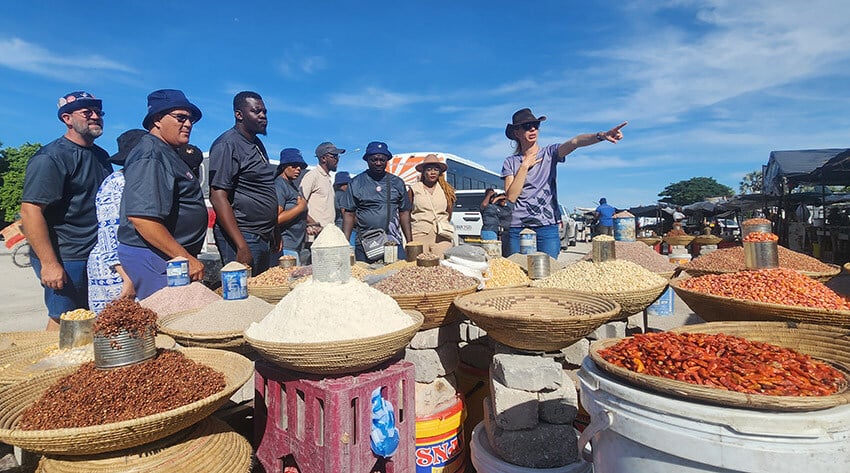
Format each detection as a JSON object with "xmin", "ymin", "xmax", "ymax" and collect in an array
[
  {"xmin": 739, "ymin": 170, "xmax": 763, "ymax": 194},
  {"xmin": 0, "ymin": 142, "xmax": 41, "ymax": 222},
  {"xmin": 658, "ymin": 177, "xmax": 734, "ymax": 206}
]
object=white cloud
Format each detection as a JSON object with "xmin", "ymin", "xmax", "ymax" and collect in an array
[
  {"xmin": 329, "ymin": 87, "xmax": 437, "ymax": 109},
  {"xmin": 0, "ymin": 37, "xmax": 135, "ymax": 81},
  {"xmin": 277, "ymin": 54, "xmax": 327, "ymax": 78}
]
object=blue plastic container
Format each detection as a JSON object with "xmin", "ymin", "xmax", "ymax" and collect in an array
[
  {"xmin": 613, "ymin": 216, "xmax": 636, "ymax": 242},
  {"xmin": 221, "ymin": 265, "xmax": 248, "ymax": 300},
  {"xmin": 646, "ymin": 286, "xmax": 674, "ymax": 316},
  {"xmin": 166, "ymin": 257, "xmax": 190, "ymax": 287}
]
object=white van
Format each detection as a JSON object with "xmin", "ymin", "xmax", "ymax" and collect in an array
[{"xmin": 451, "ymin": 189, "xmax": 489, "ymax": 243}]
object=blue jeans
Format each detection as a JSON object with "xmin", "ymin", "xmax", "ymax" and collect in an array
[
  {"xmin": 508, "ymin": 224, "xmax": 561, "ymax": 259},
  {"xmin": 30, "ymin": 255, "xmax": 88, "ymax": 320},
  {"xmin": 213, "ymin": 226, "xmax": 273, "ymax": 276},
  {"xmin": 117, "ymin": 244, "xmax": 168, "ymax": 301}
]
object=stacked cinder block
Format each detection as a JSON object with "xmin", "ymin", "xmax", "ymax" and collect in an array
[
  {"xmin": 482, "ymin": 353, "xmax": 580, "ymax": 469},
  {"xmin": 457, "ymin": 318, "xmax": 494, "ymax": 370},
  {"xmin": 405, "ymin": 322, "xmax": 461, "ymax": 416}
]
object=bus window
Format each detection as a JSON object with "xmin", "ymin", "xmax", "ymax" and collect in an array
[
  {"xmin": 462, "ymin": 177, "xmax": 472, "ymax": 189},
  {"xmin": 476, "ymin": 180, "xmax": 485, "ymax": 189},
  {"xmin": 446, "ymin": 172, "xmax": 456, "ymax": 187}
]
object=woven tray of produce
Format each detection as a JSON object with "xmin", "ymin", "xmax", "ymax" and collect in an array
[
  {"xmin": 589, "ymin": 323, "xmax": 850, "ymax": 411},
  {"xmin": 691, "ymin": 234, "xmax": 723, "ymax": 245},
  {"xmin": 0, "ymin": 347, "xmax": 253, "ymax": 455},
  {"xmin": 454, "ymin": 288, "xmax": 621, "ymax": 352},
  {"xmin": 663, "ymin": 235, "xmax": 695, "ymax": 247},
  {"xmin": 0, "ymin": 335, "xmax": 175, "ymax": 386},
  {"xmin": 0, "ymin": 331, "xmax": 58, "ymax": 352},
  {"xmin": 36, "ymin": 416, "xmax": 252, "ymax": 473},
  {"xmin": 636, "ymin": 236, "xmax": 661, "ymax": 246},
  {"xmin": 670, "ymin": 270, "xmax": 850, "ymax": 327},
  {"xmin": 156, "ymin": 296, "xmax": 273, "ymax": 352},
  {"xmin": 682, "ymin": 246, "xmax": 842, "ymax": 282},
  {"xmin": 245, "ymin": 310, "xmax": 423, "ymax": 375}
]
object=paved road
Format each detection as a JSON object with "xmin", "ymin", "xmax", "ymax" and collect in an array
[{"xmin": 0, "ymin": 245, "xmax": 47, "ymax": 332}]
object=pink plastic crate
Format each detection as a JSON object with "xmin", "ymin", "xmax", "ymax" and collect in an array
[{"xmin": 255, "ymin": 359, "xmax": 416, "ymax": 473}]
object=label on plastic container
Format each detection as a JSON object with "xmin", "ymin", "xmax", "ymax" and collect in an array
[
  {"xmin": 166, "ymin": 257, "xmax": 190, "ymax": 287},
  {"xmin": 221, "ymin": 262, "xmax": 248, "ymax": 300}
]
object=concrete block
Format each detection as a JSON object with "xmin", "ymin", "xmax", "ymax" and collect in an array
[
  {"xmin": 559, "ymin": 338, "xmax": 590, "ymax": 367},
  {"xmin": 489, "ymin": 376, "xmax": 538, "ymax": 430},
  {"xmin": 493, "ymin": 341, "xmax": 545, "ymax": 356},
  {"xmin": 415, "ymin": 374, "xmax": 459, "ymax": 417},
  {"xmin": 465, "ymin": 322, "xmax": 488, "ymax": 341},
  {"xmin": 538, "ymin": 372, "xmax": 579, "ymax": 424},
  {"xmin": 585, "ymin": 321, "xmax": 627, "ymax": 340},
  {"xmin": 458, "ymin": 342, "xmax": 494, "ymax": 371},
  {"xmin": 408, "ymin": 323, "xmax": 460, "ymax": 349},
  {"xmin": 491, "ymin": 354, "xmax": 562, "ymax": 392},
  {"xmin": 405, "ymin": 343, "xmax": 459, "ymax": 383},
  {"xmin": 483, "ymin": 396, "xmax": 579, "ymax": 468}
]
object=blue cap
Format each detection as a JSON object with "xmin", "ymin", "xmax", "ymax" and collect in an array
[
  {"xmin": 57, "ymin": 91, "xmax": 102, "ymax": 121},
  {"xmin": 276, "ymin": 148, "xmax": 307, "ymax": 174},
  {"xmin": 362, "ymin": 141, "xmax": 392, "ymax": 160},
  {"xmin": 142, "ymin": 89, "xmax": 202, "ymax": 130},
  {"xmin": 334, "ymin": 171, "xmax": 351, "ymax": 186}
]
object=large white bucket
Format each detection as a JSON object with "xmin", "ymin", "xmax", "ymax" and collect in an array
[
  {"xmin": 578, "ymin": 357, "xmax": 850, "ymax": 473},
  {"xmin": 469, "ymin": 422, "xmax": 592, "ymax": 473}
]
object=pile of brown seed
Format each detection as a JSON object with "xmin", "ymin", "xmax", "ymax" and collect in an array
[
  {"xmin": 17, "ymin": 350, "xmax": 225, "ymax": 430},
  {"xmin": 140, "ymin": 282, "xmax": 221, "ymax": 317},
  {"xmin": 374, "ymin": 266, "xmax": 477, "ymax": 294},
  {"xmin": 94, "ymin": 299, "xmax": 157, "ymax": 338},
  {"xmin": 683, "ymin": 246, "xmax": 835, "ymax": 273}
]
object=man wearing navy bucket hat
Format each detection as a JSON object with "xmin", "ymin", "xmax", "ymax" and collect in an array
[
  {"xmin": 273, "ymin": 148, "xmax": 309, "ymax": 265},
  {"xmin": 21, "ymin": 91, "xmax": 112, "ymax": 330},
  {"xmin": 341, "ymin": 141, "xmax": 412, "ymax": 262},
  {"xmin": 117, "ymin": 89, "xmax": 208, "ymax": 299}
]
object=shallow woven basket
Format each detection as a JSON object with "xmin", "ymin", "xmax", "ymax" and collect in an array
[
  {"xmin": 157, "ymin": 310, "xmax": 253, "ymax": 352},
  {"xmin": 560, "ymin": 282, "xmax": 668, "ymax": 320},
  {"xmin": 453, "ymin": 288, "xmax": 621, "ymax": 352},
  {"xmin": 590, "ymin": 324, "xmax": 850, "ymax": 412},
  {"xmin": 692, "ymin": 234, "xmax": 723, "ymax": 246},
  {"xmin": 245, "ymin": 310, "xmax": 424, "ymax": 375},
  {"xmin": 482, "ymin": 281, "xmax": 530, "ymax": 291},
  {"xmin": 36, "ymin": 416, "xmax": 252, "ymax": 472},
  {"xmin": 0, "ymin": 347, "xmax": 253, "ymax": 455},
  {"xmin": 670, "ymin": 278, "xmax": 850, "ymax": 327},
  {"xmin": 663, "ymin": 235, "xmax": 695, "ymax": 247},
  {"xmin": 385, "ymin": 281, "xmax": 479, "ymax": 330},
  {"xmin": 0, "ymin": 331, "xmax": 57, "ymax": 352},
  {"xmin": 636, "ymin": 236, "xmax": 661, "ymax": 246},
  {"xmin": 683, "ymin": 264, "xmax": 842, "ymax": 283},
  {"xmin": 247, "ymin": 284, "xmax": 290, "ymax": 304}
]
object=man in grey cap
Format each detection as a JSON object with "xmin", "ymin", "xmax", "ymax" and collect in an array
[
  {"xmin": 21, "ymin": 91, "xmax": 112, "ymax": 330},
  {"xmin": 299, "ymin": 141, "xmax": 344, "ymax": 240}
]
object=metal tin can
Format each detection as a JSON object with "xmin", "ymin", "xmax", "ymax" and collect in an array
[
  {"xmin": 527, "ymin": 252, "xmax": 551, "ymax": 279},
  {"xmin": 592, "ymin": 240, "xmax": 617, "ymax": 263},
  {"xmin": 384, "ymin": 241, "xmax": 398, "ymax": 264},
  {"xmin": 405, "ymin": 243, "xmax": 424, "ymax": 262},
  {"xmin": 744, "ymin": 241, "xmax": 779, "ymax": 269},
  {"xmin": 166, "ymin": 257, "xmax": 190, "ymax": 287},
  {"xmin": 221, "ymin": 264, "xmax": 248, "ymax": 300},
  {"xmin": 519, "ymin": 228, "xmax": 537, "ymax": 255},
  {"xmin": 94, "ymin": 330, "xmax": 157, "ymax": 369}
]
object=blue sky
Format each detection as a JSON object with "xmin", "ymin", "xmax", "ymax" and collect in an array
[{"xmin": 2, "ymin": 0, "xmax": 850, "ymax": 211}]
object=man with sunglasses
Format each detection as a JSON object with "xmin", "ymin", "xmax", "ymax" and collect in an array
[
  {"xmin": 21, "ymin": 91, "xmax": 112, "ymax": 330},
  {"xmin": 208, "ymin": 91, "xmax": 278, "ymax": 275},
  {"xmin": 117, "ymin": 89, "xmax": 206, "ymax": 299},
  {"xmin": 502, "ymin": 108, "xmax": 627, "ymax": 258},
  {"xmin": 300, "ymin": 141, "xmax": 345, "ymax": 256}
]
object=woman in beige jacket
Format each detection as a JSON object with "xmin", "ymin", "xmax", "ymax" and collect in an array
[{"xmin": 407, "ymin": 154, "xmax": 456, "ymax": 257}]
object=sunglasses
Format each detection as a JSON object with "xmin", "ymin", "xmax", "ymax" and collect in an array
[
  {"xmin": 520, "ymin": 121, "xmax": 540, "ymax": 131},
  {"xmin": 167, "ymin": 112, "xmax": 197, "ymax": 124},
  {"xmin": 73, "ymin": 109, "xmax": 105, "ymax": 119}
]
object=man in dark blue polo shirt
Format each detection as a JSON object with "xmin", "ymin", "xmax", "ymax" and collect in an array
[
  {"xmin": 341, "ymin": 141, "xmax": 413, "ymax": 262},
  {"xmin": 117, "ymin": 89, "xmax": 207, "ymax": 300},
  {"xmin": 209, "ymin": 91, "xmax": 278, "ymax": 275},
  {"xmin": 21, "ymin": 91, "xmax": 112, "ymax": 330}
]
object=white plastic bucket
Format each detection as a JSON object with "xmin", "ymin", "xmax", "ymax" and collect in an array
[
  {"xmin": 469, "ymin": 422, "xmax": 592, "ymax": 473},
  {"xmin": 577, "ymin": 357, "xmax": 850, "ymax": 473}
]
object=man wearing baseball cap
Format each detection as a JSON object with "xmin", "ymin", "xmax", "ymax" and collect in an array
[
  {"xmin": 21, "ymin": 91, "xmax": 112, "ymax": 330},
  {"xmin": 300, "ymin": 141, "xmax": 345, "ymax": 241}
]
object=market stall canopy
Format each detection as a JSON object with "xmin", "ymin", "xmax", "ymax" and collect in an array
[
  {"xmin": 810, "ymin": 149, "xmax": 850, "ymax": 185},
  {"xmin": 763, "ymin": 149, "xmax": 849, "ymax": 195}
]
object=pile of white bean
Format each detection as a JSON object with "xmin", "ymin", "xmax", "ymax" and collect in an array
[{"xmin": 531, "ymin": 260, "xmax": 665, "ymax": 292}]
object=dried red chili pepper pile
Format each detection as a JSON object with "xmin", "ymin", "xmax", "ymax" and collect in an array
[
  {"xmin": 679, "ymin": 268, "xmax": 850, "ymax": 310},
  {"xmin": 598, "ymin": 332, "xmax": 844, "ymax": 396},
  {"xmin": 742, "ymin": 231, "xmax": 779, "ymax": 242}
]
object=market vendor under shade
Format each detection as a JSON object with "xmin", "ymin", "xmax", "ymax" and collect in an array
[{"xmin": 117, "ymin": 89, "xmax": 207, "ymax": 299}]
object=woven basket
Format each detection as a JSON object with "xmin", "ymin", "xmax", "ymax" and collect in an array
[
  {"xmin": 636, "ymin": 236, "xmax": 661, "ymax": 246},
  {"xmin": 670, "ymin": 279, "xmax": 850, "ymax": 327},
  {"xmin": 663, "ymin": 235, "xmax": 695, "ymax": 247},
  {"xmin": 157, "ymin": 310, "xmax": 253, "ymax": 352},
  {"xmin": 245, "ymin": 310, "xmax": 423, "ymax": 375},
  {"xmin": 453, "ymin": 288, "xmax": 621, "ymax": 352},
  {"xmin": 0, "ymin": 331, "xmax": 57, "ymax": 352},
  {"xmin": 683, "ymin": 264, "xmax": 842, "ymax": 283},
  {"xmin": 247, "ymin": 284, "xmax": 290, "ymax": 304},
  {"xmin": 692, "ymin": 235, "xmax": 723, "ymax": 246},
  {"xmin": 560, "ymin": 282, "xmax": 667, "ymax": 320},
  {"xmin": 589, "ymin": 326, "xmax": 850, "ymax": 412},
  {"xmin": 37, "ymin": 416, "xmax": 252, "ymax": 472},
  {"xmin": 0, "ymin": 347, "xmax": 253, "ymax": 455},
  {"xmin": 385, "ymin": 281, "xmax": 479, "ymax": 330}
]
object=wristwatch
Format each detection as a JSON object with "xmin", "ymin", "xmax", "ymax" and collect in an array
[{"xmin": 596, "ymin": 132, "xmax": 605, "ymax": 142}]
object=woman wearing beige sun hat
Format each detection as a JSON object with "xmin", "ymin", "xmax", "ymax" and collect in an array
[{"xmin": 407, "ymin": 154, "xmax": 457, "ymax": 257}]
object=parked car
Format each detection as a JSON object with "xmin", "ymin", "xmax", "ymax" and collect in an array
[{"xmin": 558, "ymin": 205, "xmax": 577, "ymax": 248}]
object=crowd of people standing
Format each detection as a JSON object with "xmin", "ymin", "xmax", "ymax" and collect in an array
[{"xmin": 20, "ymin": 91, "xmax": 626, "ymax": 328}]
